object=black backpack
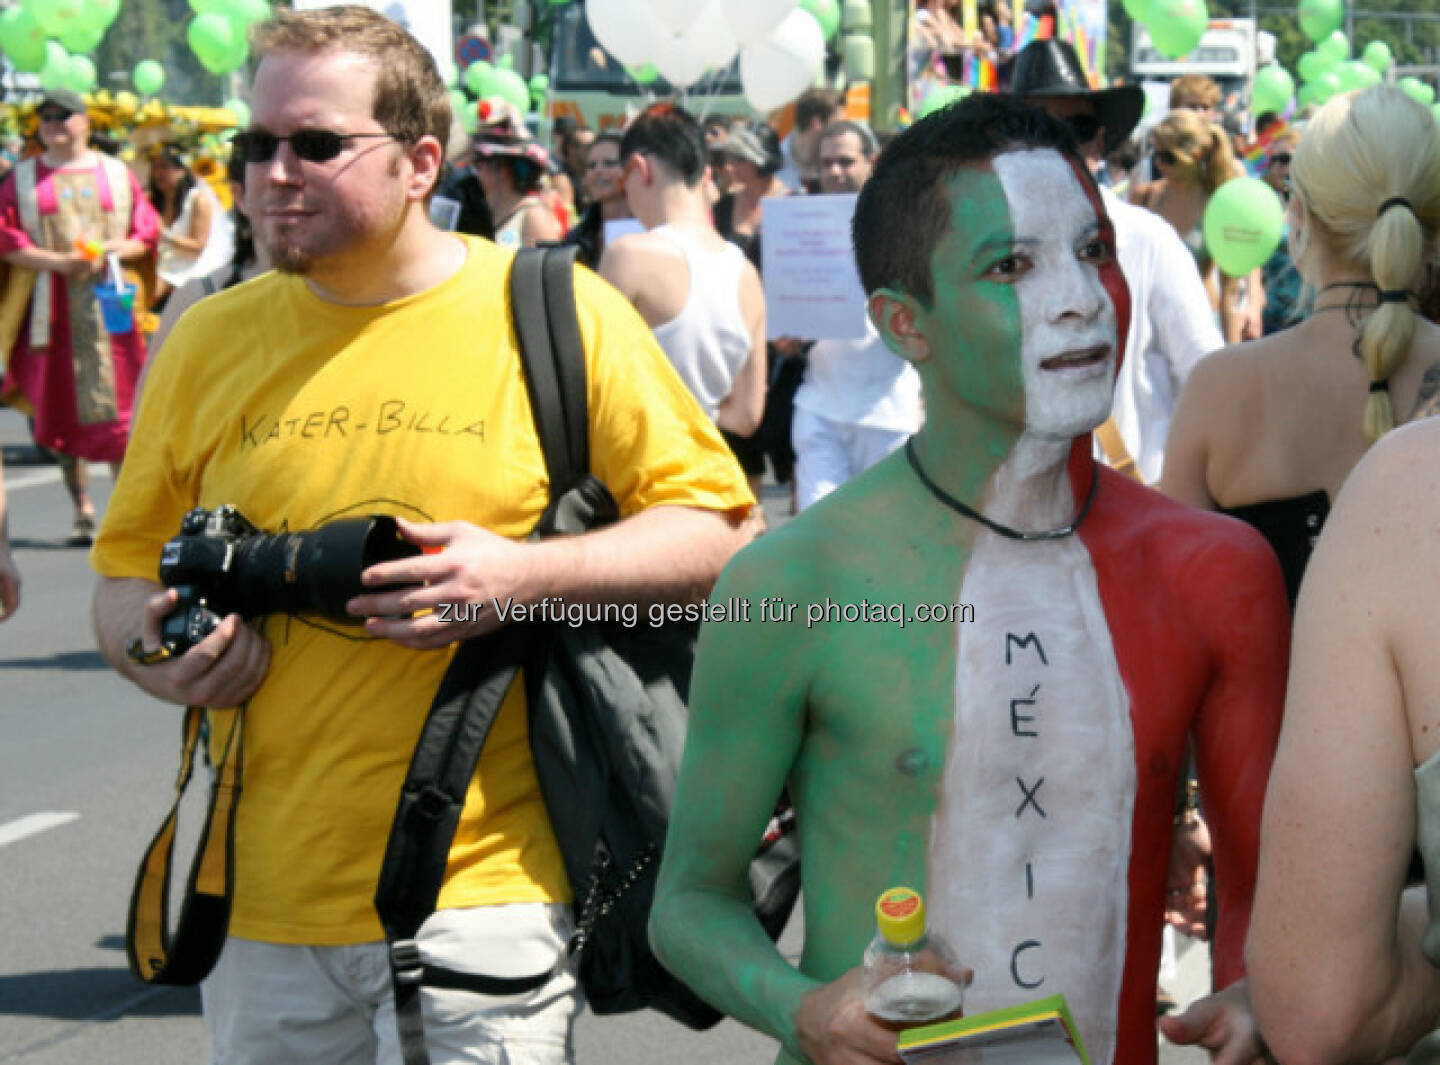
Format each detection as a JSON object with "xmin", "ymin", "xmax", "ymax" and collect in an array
[{"xmin": 374, "ymin": 246, "xmax": 801, "ymax": 1065}]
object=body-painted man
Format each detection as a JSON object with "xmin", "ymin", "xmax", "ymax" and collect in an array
[{"xmin": 650, "ymin": 95, "xmax": 1288, "ymax": 1065}]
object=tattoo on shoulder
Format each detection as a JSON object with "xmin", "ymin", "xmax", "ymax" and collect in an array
[{"xmin": 1410, "ymin": 363, "xmax": 1440, "ymax": 421}]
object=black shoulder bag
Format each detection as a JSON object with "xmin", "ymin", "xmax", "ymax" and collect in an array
[{"xmin": 373, "ymin": 247, "xmax": 800, "ymax": 1065}]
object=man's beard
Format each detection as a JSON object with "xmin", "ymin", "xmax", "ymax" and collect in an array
[{"xmin": 268, "ymin": 233, "xmax": 312, "ymax": 275}]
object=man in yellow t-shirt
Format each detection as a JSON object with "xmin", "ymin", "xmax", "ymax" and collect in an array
[{"xmin": 90, "ymin": 9, "xmax": 752, "ymax": 1065}]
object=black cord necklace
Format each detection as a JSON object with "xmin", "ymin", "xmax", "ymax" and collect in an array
[{"xmin": 905, "ymin": 439, "xmax": 1099, "ymax": 542}]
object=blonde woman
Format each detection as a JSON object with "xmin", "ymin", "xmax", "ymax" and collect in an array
[
  {"xmin": 1131, "ymin": 107, "xmax": 1261, "ymax": 342},
  {"xmin": 1161, "ymin": 86, "xmax": 1440, "ymax": 606}
]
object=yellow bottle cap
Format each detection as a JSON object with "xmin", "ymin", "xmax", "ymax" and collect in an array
[{"xmin": 875, "ymin": 886, "xmax": 926, "ymax": 946}]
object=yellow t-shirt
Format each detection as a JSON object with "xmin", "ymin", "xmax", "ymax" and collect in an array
[{"xmin": 94, "ymin": 236, "xmax": 753, "ymax": 945}]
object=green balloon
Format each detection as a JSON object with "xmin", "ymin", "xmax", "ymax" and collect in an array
[
  {"xmin": 1297, "ymin": 0, "xmax": 1343, "ymax": 44},
  {"xmin": 918, "ymin": 84, "xmax": 971, "ymax": 118},
  {"xmin": 1204, "ymin": 177, "xmax": 1285, "ymax": 276},
  {"xmin": 75, "ymin": 0, "xmax": 116, "ymax": 31},
  {"xmin": 800, "ymin": 0, "xmax": 840, "ymax": 41},
  {"xmin": 38, "ymin": 41, "xmax": 72, "ymax": 92},
  {"xmin": 1296, "ymin": 82, "xmax": 1321, "ymax": 110},
  {"xmin": 491, "ymin": 67, "xmax": 530, "ymax": 114},
  {"xmin": 189, "ymin": 12, "xmax": 239, "ymax": 74},
  {"xmin": 1251, "ymin": 64, "xmax": 1294, "ymax": 117},
  {"xmin": 66, "ymin": 52, "xmax": 96, "ymax": 91},
  {"xmin": 188, "ymin": 0, "xmax": 229, "ymax": 13},
  {"xmin": 223, "ymin": 96, "xmax": 250, "ymax": 126},
  {"xmin": 460, "ymin": 103, "xmax": 478, "ymax": 135},
  {"xmin": 1312, "ymin": 69, "xmax": 1342, "ymax": 102},
  {"xmin": 1399, "ymin": 77, "xmax": 1436, "ymax": 108},
  {"xmin": 133, "ymin": 58, "xmax": 165, "ymax": 95},
  {"xmin": 59, "ymin": 23, "xmax": 104, "ymax": 52},
  {"xmin": 1147, "ymin": 0, "xmax": 1208, "ymax": 60},
  {"xmin": 0, "ymin": 6, "xmax": 47, "ymax": 73},
  {"xmin": 1296, "ymin": 49, "xmax": 1331, "ymax": 82},
  {"xmin": 1361, "ymin": 39, "xmax": 1392, "ymax": 72},
  {"xmin": 497, "ymin": 53, "xmax": 514, "ymax": 70},
  {"xmin": 1122, "ymin": 0, "xmax": 1150, "ymax": 21},
  {"xmin": 1335, "ymin": 60, "xmax": 1370, "ymax": 92},
  {"xmin": 92, "ymin": 0, "xmax": 122, "ymax": 28},
  {"xmin": 1318, "ymin": 30, "xmax": 1350, "ymax": 62},
  {"xmin": 32, "ymin": 0, "xmax": 87, "ymax": 37},
  {"xmin": 463, "ymin": 60, "xmax": 491, "ymax": 96},
  {"xmin": 627, "ymin": 62, "xmax": 659, "ymax": 84}
]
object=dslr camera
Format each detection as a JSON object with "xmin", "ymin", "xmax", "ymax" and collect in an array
[{"xmin": 154, "ymin": 505, "xmax": 420, "ymax": 657}]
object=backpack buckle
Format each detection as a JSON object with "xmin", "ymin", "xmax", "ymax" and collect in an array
[{"xmin": 390, "ymin": 939, "xmax": 424, "ymax": 986}]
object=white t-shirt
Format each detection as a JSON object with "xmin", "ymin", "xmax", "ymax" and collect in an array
[
  {"xmin": 1100, "ymin": 185, "xmax": 1222, "ymax": 484},
  {"xmin": 793, "ymin": 315, "xmax": 922, "ymax": 432}
]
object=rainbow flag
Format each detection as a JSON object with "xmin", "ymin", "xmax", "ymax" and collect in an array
[{"xmin": 1242, "ymin": 119, "xmax": 1291, "ymax": 174}]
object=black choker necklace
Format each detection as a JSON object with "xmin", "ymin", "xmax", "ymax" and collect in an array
[{"xmin": 905, "ymin": 439, "xmax": 1098, "ymax": 542}]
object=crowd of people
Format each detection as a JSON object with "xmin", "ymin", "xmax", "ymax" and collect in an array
[{"xmin": 4, "ymin": 4, "xmax": 1440, "ymax": 1065}]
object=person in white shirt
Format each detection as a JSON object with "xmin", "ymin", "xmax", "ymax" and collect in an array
[
  {"xmin": 601, "ymin": 103, "xmax": 767, "ymax": 440},
  {"xmin": 792, "ymin": 120, "xmax": 923, "ymax": 510}
]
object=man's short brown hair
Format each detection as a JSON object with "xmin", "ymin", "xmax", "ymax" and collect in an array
[
  {"xmin": 1169, "ymin": 74, "xmax": 1221, "ymax": 112},
  {"xmin": 252, "ymin": 5, "xmax": 450, "ymax": 155},
  {"xmin": 795, "ymin": 87, "xmax": 844, "ymax": 131}
]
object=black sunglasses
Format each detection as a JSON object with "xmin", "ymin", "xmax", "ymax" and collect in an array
[
  {"xmin": 38, "ymin": 108, "xmax": 73, "ymax": 122},
  {"xmin": 1269, "ymin": 151, "xmax": 1292, "ymax": 166},
  {"xmin": 1157, "ymin": 149, "xmax": 1179, "ymax": 166},
  {"xmin": 1064, "ymin": 114, "xmax": 1103, "ymax": 143},
  {"xmin": 239, "ymin": 128, "xmax": 395, "ymax": 164}
]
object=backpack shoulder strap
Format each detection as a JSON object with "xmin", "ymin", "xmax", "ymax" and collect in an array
[
  {"xmin": 372, "ymin": 245, "xmax": 587, "ymax": 1065},
  {"xmin": 510, "ymin": 245, "xmax": 586, "ymax": 493}
]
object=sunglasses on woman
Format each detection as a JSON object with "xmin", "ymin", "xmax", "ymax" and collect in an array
[{"xmin": 239, "ymin": 128, "xmax": 395, "ymax": 164}]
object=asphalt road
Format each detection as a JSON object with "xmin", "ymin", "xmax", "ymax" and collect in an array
[{"xmin": 0, "ymin": 406, "xmax": 1207, "ymax": 1064}]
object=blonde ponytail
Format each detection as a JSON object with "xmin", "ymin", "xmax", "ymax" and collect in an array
[
  {"xmin": 1202, "ymin": 123, "xmax": 1239, "ymax": 196},
  {"xmin": 1289, "ymin": 86, "xmax": 1440, "ymax": 443},
  {"xmin": 1360, "ymin": 199, "xmax": 1422, "ymax": 440}
]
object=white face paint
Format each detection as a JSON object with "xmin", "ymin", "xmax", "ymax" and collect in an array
[{"xmin": 992, "ymin": 151, "xmax": 1119, "ymax": 441}]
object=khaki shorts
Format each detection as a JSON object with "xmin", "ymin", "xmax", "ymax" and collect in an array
[{"xmin": 201, "ymin": 903, "xmax": 581, "ymax": 1065}]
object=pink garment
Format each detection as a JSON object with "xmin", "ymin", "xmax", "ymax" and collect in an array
[{"xmin": 0, "ymin": 158, "xmax": 161, "ymax": 462}]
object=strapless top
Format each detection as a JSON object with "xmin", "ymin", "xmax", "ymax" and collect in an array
[{"xmin": 1219, "ymin": 490, "xmax": 1330, "ymax": 610}]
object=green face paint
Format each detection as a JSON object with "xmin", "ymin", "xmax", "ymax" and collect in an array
[{"xmin": 913, "ymin": 166, "xmax": 1026, "ymax": 431}]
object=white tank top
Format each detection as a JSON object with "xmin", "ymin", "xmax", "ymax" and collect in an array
[{"xmin": 648, "ymin": 224, "xmax": 750, "ymax": 421}]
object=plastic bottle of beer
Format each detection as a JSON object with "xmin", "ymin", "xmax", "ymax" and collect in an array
[{"xmin": 861, "ymin": 886, "xmax": 966, "ymax": 1030}]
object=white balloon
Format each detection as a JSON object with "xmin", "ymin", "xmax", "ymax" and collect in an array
[
  {"xmin": 654, "ymin": 27, "xmax": 712, "ymax": 88},
  {"xmin": 587, "ymin": 0, "xmax": 665, "ymax": 68},
  {"xmin": 648, "ymin": 0, "xmax": 699, "ymax": 36},
  {"xmin": 686, "ymin": 1, "xmax": 739, "ymax": 72},
  {"xmin": 739, "ymin": 9, "xmax": 825, "ymax": 112},
  {"xmin": 723, "ymin": 0, "xmax": 800, "ymax": 47}
]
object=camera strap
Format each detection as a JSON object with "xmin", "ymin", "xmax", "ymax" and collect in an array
[{"xmin": 125, "ymin": 704, "xmax": 244, "ymax": 985}]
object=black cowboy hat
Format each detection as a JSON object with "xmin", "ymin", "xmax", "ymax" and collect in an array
[{"xmin": 1010, "ymin": 38, "xmax": 1144, "ymax": 153}]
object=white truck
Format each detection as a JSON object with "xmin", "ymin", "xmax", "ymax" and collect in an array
[{"xmin": 1130, "ymin": 17, "xmax": 1258, "ymax": 104}]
